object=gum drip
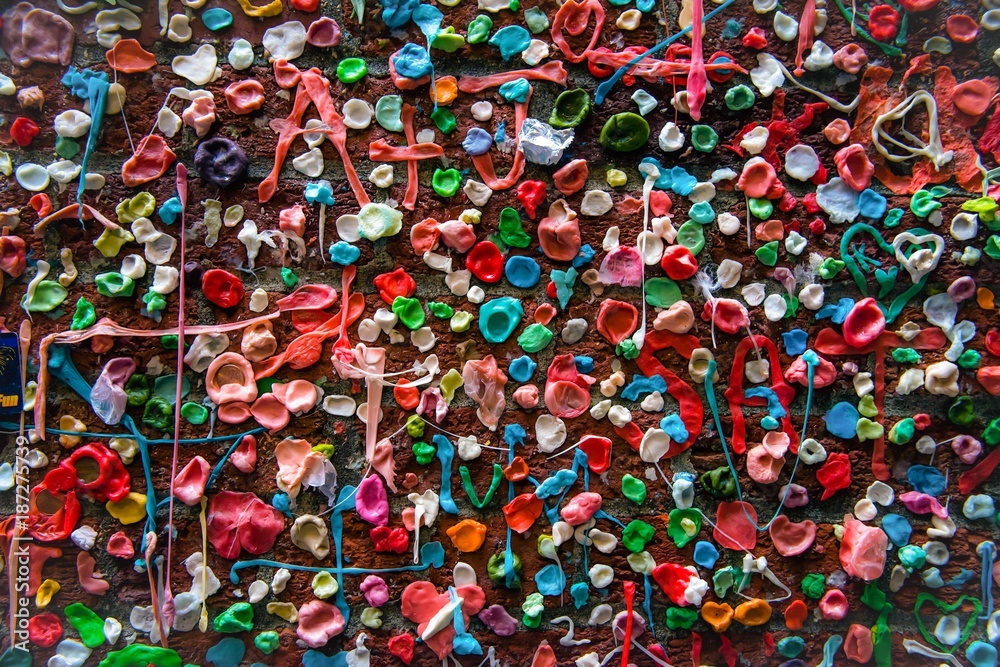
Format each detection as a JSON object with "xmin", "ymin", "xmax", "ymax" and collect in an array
[{"xmin": 164, "ymin": 163, "xmax": 188, "ymax": 618}]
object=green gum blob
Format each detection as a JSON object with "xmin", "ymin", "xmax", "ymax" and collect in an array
[
  {"xmin": 599, "ymin": 112, "xmax": 650, "ymax": 152},
  {"xmin": 432, "ymin": 168, "xmax": 462, "ymax": 197},
  {"xmin": 467, "ymin": 15, "xmax": 493, "ymax": 44},
  {"xmin": 724, "ymin": 84, "xmax": 755, "ymax": 110},
  {"xmin": 375, "ymin": 95, "xmax": 404, "ymax": 132},
  {"xmin": 549, "ymin": 89, "xmax": 591, "ymax": 129},
  {"xmin": 336, "ymin": 57, "xmax": 368, "ymax": 83},
  {"xmin": 691, "ymin": 124, "xmax": 719, "ymax": 152}
]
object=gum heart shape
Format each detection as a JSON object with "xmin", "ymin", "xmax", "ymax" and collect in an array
[
  {"xmin": 913, "ymin": 593, "xmax": 982, "ymax": 653},
  {"xmin": 874, "ymin": 266, "xmax": 897, "ymax": 298},
  {"xmin": 841, "ymin": 223, "xmax": 939, "ymax": 323},
  {"xmin": 400, "ymin": 581, "xmax": 486, "ymax": 660},
  {"xmin": 768, "ymin": 515, "xmax": 817, "ymax": 556}
]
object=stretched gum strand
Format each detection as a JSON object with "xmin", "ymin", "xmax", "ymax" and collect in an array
[
  {"xmin": 33, "ymin": 313, "xmax": 280, "ymax": 438},
  {"xmin": 258, "ymin": 68, "xmax": 369, "ymax": 207}
]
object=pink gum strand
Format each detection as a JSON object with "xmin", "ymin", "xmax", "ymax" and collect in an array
[
  {"xmin": 34, "ymin": 313, "xmax": 280, "ymax": 438},
  {"xmin": 258, "ymin": 68, "xmax": 370, "ymax": 208}
]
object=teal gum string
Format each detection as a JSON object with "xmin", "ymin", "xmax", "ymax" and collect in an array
[{"xmin": 703, "ymin": 351, "xmax": 817, "ymax": 532}]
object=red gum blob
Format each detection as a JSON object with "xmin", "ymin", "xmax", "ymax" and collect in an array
[
  {"xmin": 466, "ymin": 241, "xmax": 504, "ymax": 283},
  {"xmin": 77, "ymin": 550, "xmax": 110, "ymax": 595},
  {"xmin": 401, "ymin": 582, "xmax": 486, "ymax": 660},
  {"xmin": 867, "ymin": 5, "xmax": 900, "ymax": 42},
  {"xmin": 388, "ymin": 633, "xmax": 416, "ymax": 665},
  {"xmin": 651, "ymin": 562, "xmax": 696, "ymax": 606},
  {"xmin": 531, "ymin": 642, "xmax": 557, "ymax": 667},
  {"xmin": 842, "ymin": 297, "xmax": 885, "ymax": 348},
  {"xmin": 207, "ymin": 490, "xmax": 285, "ymax": 559},
  {"xmin": 297, "ymin": 600, "xmax": 347, "ymax": 648},
  {"xmin": 700, "ymin": 299, "xmax": 749, "ymax": 334},
  {"xmin": 737, "ymin": 160, "xmax": 778, "ymax": 198},
  {"xmin": 833, "ymin": 44, "xmax": 868, "ymax": 75},
  {"xmin": 437, "ymin": 220, "xmax": 476, "ymax": 253},
  {"xmin": 768, "ymin": 515, "xmax": 817, "ymax": 556},
  {"xmin": 410, "ymin": 217, "xmax": 441, "ymax": 255},
  {"xmin": 650, "ymin": 191, "xmax": 672, "ymax": 216},
  {"xmin": 560, "ymin": 491, "xmax": 602, "ymax": 525},
  {"xmin": 43, "ymin": 442, "xmax": 130, "ymax": 502},
  {"xmin": 537, "ymin": 200, "xmax": 581, "ymax": 261},
  {"xmin": 784, "ymin": 600, "xmax": 808, "ymax": 630},
  {"xmin": 0, "ymin": 236, "xmax": 26, "ymax": 278},
  {"xmin": 816, "ymin": 452, "xmax": 852, "ymax": 500},
  {"xmin": 9, "ymin": 117, "xmax": 39, "ymax": 146},
  {"xmin": 953, "ymin": 79, "xmax": 993, "ymax": 117},
  {"xmin": 577, "ymin": 435, "xmax": 612, "ymax": 474},
  {"xmin": 713, "ymin": 501, "xmax": 758, "ymax": 551},
  {"xmin": 122, "ymin": 135, "xmax": 176, "ymax": 187},
  {"xmin": 173, "ymin": 456, "xmax": 210, "ymax": 506},
  {"xmin": 202, "ymin": 269, "xmax": 245, "ymax": 309},
  {"xmin": 743, "ymin": 27, "xmax": 768, "ymax": 49},
  {"xmin": 785, "ymin": 353, "xmax": 837, "ymax": 388},
  {"xmin": 977, "ymin": 367, "xmax": 1000, "ymax": 395},
  {"xmin": 517, "ymin": 180, "xmax": 547, "ymax": 219},
  {"xmin": 28, "ymin": 613, "xmax": 62, "ymax": 647},
  {"xmin": 844, "ymin": 624, "xmax": 875, "ymax": 663},
  {"xmin": 106, "ymin": 39, "xmax": 156, "ymax": 73},
  {"xmin": 279, "ymin": 204, "xmax": 307, "ymax": 237},
  {"xmin": 533, "ymin": 303, "xmax": 557, "ymax": 324},
  {"xmin": 840, "ymin": 517, "xmax": 888, "ymax": 581},
  {"xmin": 502, "ymin": 493, "xmax": 543, "ymax": 533},
  {"xmin": 946, "ymin": 14, "xmax": 978, "ymax": 43},
  {"xmin": 596, "ymin": 299, "xmax": 639, "ymax": 345},
  {"xmin": 819, "ymin": 589, "xmax": 849, "ymax": 620},
  {"xmin": 225, "ymin": 80, "xmax": 266, "ymax": 115},
  {"xmin": 374, "ymin": 268, "xmax": 417, "ymax": 304},
  {"xmin": 660, "ymin": 245, "xmax": 698, "ymax": 280},
  {"xmin": 371, "ymin": 525, "xmax": 409, "ymax": 552},
  {"xmin": 277, "ymin": 284, "xmax": 338, "ymax": 311},
  {"xmin": 834, "ymin": 144, "xmax": 875, "ymax": 191},
  {"xmin": 552, "ymin": 159, "xmax": 589, "ymax": 196},
  {"xmin": 394, "ymin": 379, "xmax": 421, "ymax": 409}
]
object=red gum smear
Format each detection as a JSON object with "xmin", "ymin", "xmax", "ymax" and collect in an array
[
  {"xmin": 853, "ymin": 65, "xmax": 994, "ymax": 194},
  {"xmin": 259, "ymin": 68, "xmax": 369, "ymax": 207},
  {"xmin": 724, "ymin": 335, "xmax": 799, "ymax": 455}
]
